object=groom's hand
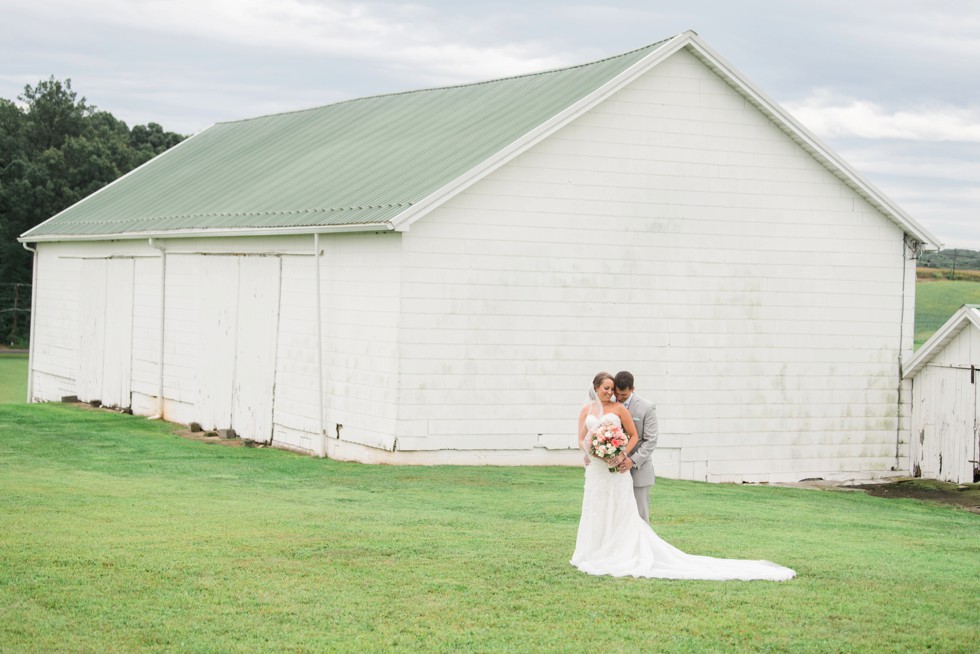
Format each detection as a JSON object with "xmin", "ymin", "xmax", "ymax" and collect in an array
[{"xmin": 617, "ymin": 457, "xmax": 634, "ymax": 473}]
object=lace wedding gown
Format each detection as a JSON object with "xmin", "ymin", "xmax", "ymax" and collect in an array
[{"xmin": 571, "ymin": 414, "xmax": 795, "ymax": 581}]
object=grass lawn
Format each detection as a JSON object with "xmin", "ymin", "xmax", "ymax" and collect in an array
[
  {"xmin": 0, "ymin": 353, "xmax": 28, "ymax": 404},
  {"xmin": 1, "ymin": 404, "xmax": 977, "ymax": 653},
  {"xmin": 914, "ymin": 279, "xmax": 980, "ymax": 348}
]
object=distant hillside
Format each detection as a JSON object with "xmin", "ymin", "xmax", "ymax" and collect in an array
[{"xmin": 919, "ymin": 249, "xmax": 980, "ymax": 271}]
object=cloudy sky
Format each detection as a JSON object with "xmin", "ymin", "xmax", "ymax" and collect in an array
[{"xmin": 2, "ymin": 0, "xmax": 978, "ymax": 248}]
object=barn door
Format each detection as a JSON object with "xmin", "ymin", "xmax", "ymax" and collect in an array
[
  {"xmin": 198, "ymin": 257, "xmax": 238, "ymax": 430},
  {"xmin": 76, "ymin": 258, "xmax": 134, "ymax": 408},
  {"xmin": 101, "ymin": 259, "xmax": 134, "ymax": 409},
  {"xmin": 196, "ymin": 255, "xmax": 281, "ymax": 441},
  {"xmin": 76, "ymin": 259, "xmax": 107, "ymax": 402},
  {"xmin": 231, "ymin": 257, "xmax": 281, "ymax": 443}
]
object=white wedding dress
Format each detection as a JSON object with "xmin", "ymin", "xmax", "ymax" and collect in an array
[{"xmin": 571, "ymin": 414, "xmax": 795, "ymax": 581}]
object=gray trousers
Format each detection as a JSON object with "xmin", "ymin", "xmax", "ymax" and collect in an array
[{"xmin": 633, "ymin": 485, "xmax": 651, "ymax": 523}]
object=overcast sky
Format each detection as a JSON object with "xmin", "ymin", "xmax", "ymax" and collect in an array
[{"xmin": 2, "ymin": 0, "xmax": 978, "ymax": 249}]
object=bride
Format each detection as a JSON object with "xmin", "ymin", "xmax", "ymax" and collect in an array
[{"xmin": 571, "ymin": 372, "xmax": 795, "ymax": 581}]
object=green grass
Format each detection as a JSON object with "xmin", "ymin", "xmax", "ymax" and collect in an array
[
  {"xmin": 914, "ymin": 279, "xmax": 980, "ymax": 348},
  {"xmin": 0, "ymin": 353, "xmax": 28, "ymax": 404},
  {"xmin": 1, "ymin": 404, "xmax": 977, "ymax": 653}
]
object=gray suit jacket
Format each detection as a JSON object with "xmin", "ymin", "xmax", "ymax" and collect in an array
[{"xmin": 626, "ymin": 394, "xmax": 658, "ymax": 488}]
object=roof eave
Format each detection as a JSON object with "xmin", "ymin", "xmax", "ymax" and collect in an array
[
  {"xmin": 903, "ymin": 305, "xmax": 980, "ymax": 378},
  {"xmin": 18, "ymin": 127, "xmax": 211, "ymax": 242},
  {"xmin": 17, "ymin": 222, "xmax": 395, "ymax": 244}
]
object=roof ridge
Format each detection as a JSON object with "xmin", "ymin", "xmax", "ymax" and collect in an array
[{"xmin": 215, "ymin": 37, "xmax": 675, "ymax": 126}]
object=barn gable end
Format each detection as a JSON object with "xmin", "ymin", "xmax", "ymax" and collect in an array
[{"xmin": 392, "ymin": 47, "xmax": 920, "ymax": 480}]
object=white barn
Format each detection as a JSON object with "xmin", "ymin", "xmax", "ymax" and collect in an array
[
  {"xmin": 20, "ymin": 32, "xmax": 942, "ymax": 482},
  {"xmin": 904, "ymin": 305, "xmax": 980, "ymax": 483}
]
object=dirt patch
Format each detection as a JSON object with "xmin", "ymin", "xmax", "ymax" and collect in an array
[
  {"xmin": 175, "ymin": 429, "xmax": 249, "ymax": 447},
  {"xmin": 774, "ymin": 477, "xmax": 980, "ymax": 514},
  {"xmin": 852, "ymin": 478, "xmax": 980, "ymax": 514},
  {"xmin": 68, "ymin": 401, "xmax": 264, "ymax": 449}
]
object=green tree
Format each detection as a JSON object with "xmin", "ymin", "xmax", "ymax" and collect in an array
[
  {"xmin": 0, "ymin": 77, "xmax": 186, "ymax": 345},
  {"xmin": 19, "ymin": 77, "xmax": 90, "ymax": 152},
  {"xmin": 130, "ymin": 122, "xmax": 184, "ymax": 166}
]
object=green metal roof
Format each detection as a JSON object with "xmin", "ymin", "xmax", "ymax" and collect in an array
[{"xmin": 22, "ymin": 38, "xmax": 672, "ymax": 239}]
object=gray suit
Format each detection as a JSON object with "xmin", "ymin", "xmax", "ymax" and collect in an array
[{"xmin": 625, "ymin": 394, "xmax": 658, "ymax": 522}]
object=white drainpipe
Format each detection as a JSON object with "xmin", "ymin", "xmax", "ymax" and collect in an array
[
  {"xmin": 21, "ymin": 242, "xmax": 38, "ymax": 402},
  {"xmin": 314, "ymin": 233, "xmax": 326, "ymax": 457},
  {"xmin": 148, "ymin": 238, "xmax": 167, "ymax": 419}
]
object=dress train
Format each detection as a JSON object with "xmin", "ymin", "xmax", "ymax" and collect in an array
[{"xmin": 571, "ymin": 418, "xmax": 795, "ymax": 581}]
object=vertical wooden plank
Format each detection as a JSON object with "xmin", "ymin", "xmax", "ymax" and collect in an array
[
  {"xmin": 101, "ymin": 258, "xmax": 135, "ymax": 408},
  {"xmin": 76, "ymin": 259, "xmax": 107, "ymax": 402},
  {"xmin": 973, "ymin": 378, "xmax": 979, "ymax": 482},
  {"xmin": 197, "ymin": 256, "xmax": 238, "ymax": 430},
  {"xmin": 972, "ymin": 327, "xmax": 979, "ymax": 484},
  {"xmin": 232, "ymin": 256, "xmax": 281, "ymax": 442},
  {"xmin": 920, "ymin": 370, "xmax": 937, "ymax": 478},
  {"xmin": 910, "ymin": 376, "xmax": 926, "ymax": 477}
]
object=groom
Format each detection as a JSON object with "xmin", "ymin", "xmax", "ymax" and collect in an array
[{"xmin": 613, "ymin": 371, "xmax": 659, "ymax": 523}]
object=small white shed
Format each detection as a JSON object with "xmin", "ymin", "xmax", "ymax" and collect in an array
[
  {"xmin": 20, "ymin": 31, "xmax": 943, "ymax": 482},
  {"xmin": 904, "ymin": 305, "xmax": 980, "ymax": 483}
]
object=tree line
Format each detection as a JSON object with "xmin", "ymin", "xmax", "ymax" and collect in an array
[
  {"xmin": 0, "ymin": 77, "xmax": 185, "ymax": 345},
  {"xmin": 918, "ymin": 249, "xmax": 980, "ymax": 272}
]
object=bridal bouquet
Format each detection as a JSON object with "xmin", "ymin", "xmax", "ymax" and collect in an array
[{"xmin": 588, "ymin": 421, "xmax": 629, "ymax": 472}]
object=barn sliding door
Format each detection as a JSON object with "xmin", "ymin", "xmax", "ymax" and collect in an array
[
  {"xmin": 101, "ymin": 259, "xmax": 135, "ymax": 408},
  {"xmin": 76, "ymin": 258, "xmax": 134, "ymax": 408},
  {"xmin": 232, "ymin": 257, "xmax": 281, "ymax": 441},
  {"xmin": 197, "ymin": 256, "xmax": 281, "ymax": 442},
  {"xmin": 198, "ymin": 257, "xmax": 238, "ymax": 431}
]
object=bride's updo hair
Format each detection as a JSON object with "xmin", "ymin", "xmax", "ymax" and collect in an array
[{"xmin": 592, "ymin": 371, "xmax": 614, "ymax": 389}]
